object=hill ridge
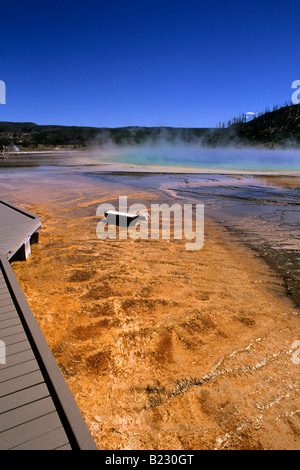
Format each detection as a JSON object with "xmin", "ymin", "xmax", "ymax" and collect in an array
[{"xmin": 1, "ymin": 104, "xmax": 300, "ymax": 149}]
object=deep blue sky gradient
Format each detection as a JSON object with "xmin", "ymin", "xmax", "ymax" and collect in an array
[{"xmin": 0, "ymin": 0, "xmax": 299, "ymax": 127}]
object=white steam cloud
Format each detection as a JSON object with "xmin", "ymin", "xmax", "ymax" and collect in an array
[{"xmin": 86, "ymin": 139, "xmax": 300, "ymax": 172}]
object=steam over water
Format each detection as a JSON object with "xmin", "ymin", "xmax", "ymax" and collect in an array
[
  {"xmin": 3, "ymin": 143, "xmax": 300, "ymax": 173},
  {"xmin": 91, "ymin": 143, "xmax": 300, "ymax": 172}
]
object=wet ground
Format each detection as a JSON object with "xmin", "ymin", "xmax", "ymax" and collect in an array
[
  {"xmin": 86, "ymin": 171, "xmax": 300, "ymax": 308},
  {"xmin": 0, "ymin": 153, "xmax": 299, "ymax": 450},
  {"xmin": 164, "ymin": 173, "xmax": 300, "ymax": 308}
]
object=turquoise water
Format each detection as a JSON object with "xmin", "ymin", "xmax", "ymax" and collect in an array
[
  {"xmin": 95, "ymin": 144, "xmax": 300, "ymax": 171},
  {"xmin": 1, "ymin": 145, "xmax": 300, "ymax": 172}
]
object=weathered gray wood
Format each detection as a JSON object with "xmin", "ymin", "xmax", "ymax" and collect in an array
[
  {"xmin": 0, "ymin": 370, "xmax": 45, "ymax": 397},
  {"xmin": 0, "ymin": 304, "xmax": 18, "ymax": 315},
  {"xmin": 0, "ymin": 396, "xmax": 57, "ymax": 433},
  {"xmin": 0, "ymin": 294, "xmax": 13, "ymax": 303},
  {"xmin": 0, "ymin": 383, "xmax": 49, "ymax": 414},
  {"xmin": 0, "ymin": 332, "xmax": 28, "ymax": 346},
  {"xmin": 5, "ymin": 341, "xmax": 32, "ymax": 359},
  {"xmin": 0, "ymin": 200, "xmax": 41, "ymax": 260},
  {"xmin": 0, "ymin": 324, "xmax": 24, "ymax": 338},
  {"xmin": 0, "ymin": 293, "xmax": 15, "ymax": 306},
  {"xmin": 0, "ymin": 358, "xmax": 40, "ymax": 383},
  {"xmin": 0, "ymin": 316, "xmax": 22, "ymax": 330},
  {"xmin": 0, "ymin": 311, "xmax": 20, "ymax": 321},
  {"xmin": 56, "ymin": 443, "xmax": 73, "ymax": 450},
  {"xmin": 0, "ymin": 412, "xmax": 64, "ymax": 450},
  {"xmin": 0, "ymin": 348, "xmax": 35, "ymax": 368},
  {"xmin": 11, "ymin": 427, "xmax": 70, "ymax": 450}
]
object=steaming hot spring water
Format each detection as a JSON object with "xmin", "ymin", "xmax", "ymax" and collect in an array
[{"xmin": 91, "ymin": 144, "xmax": 300, "ymax": 172}]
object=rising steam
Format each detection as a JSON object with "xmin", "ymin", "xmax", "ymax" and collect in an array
[{"xmin": 86, "ymin": 136, "xmax": 300, "ymax": 172}]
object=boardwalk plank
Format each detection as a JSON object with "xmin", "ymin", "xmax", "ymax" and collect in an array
[
  {"xmin": 0, "ymin": 396, "xmax": 56, "ymax": 433},
  {"xmin": 0, "ymin": 324, "xmax": 24, "ymax": 338},
  {"xmin": 0, "ymin": 359, "xmax": 41, "ymax": 383},
  {"xmin": 0, "ymin": 349, "xmax": 35, "ymax": 369},
  {"xmin": 0, "ymin": 370, "xmax": 45, "ymax": 397},
  {"xmin": 12, "ymin": 427, "xmax": 70, "ymax": 450},
  {"xmin": 0, "ymin": 317, "xmax": 22, "ymax": 330},
  {"xmin": 0, "ymin": 305, "xmax": 19, "ymax": 315},
  {"xmin": 1, "ymin": 332, "xmax": 28, "ymax": 346},
  {"xmin": 5, "ymin": 341, "xmax": 32, "ymax": 358},
  {"xmin": 0, "ymin": 412, "xmax": 63, "ymax": 450},
  {"xmin": 0, "ymin": 383, "xmax": 49, "ymax": 414},
  {"xmin": 0, "ymin": 292, "xmax": 12, "ymax": 300},
  {"xmin": 0, "ymin": 310, "xmax": 19, "ymax": 321},
  {"xmin": 0, "ymin": 298, "xmax": 15, "ymax": 308}
]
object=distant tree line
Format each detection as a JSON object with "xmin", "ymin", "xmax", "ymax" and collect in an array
[{"xmin": 217, "ymin": 100, "xmax": 295, "ymax": 129}]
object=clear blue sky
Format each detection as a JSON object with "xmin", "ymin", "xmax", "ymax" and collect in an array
[{"xmin": 0, "ymin": 0, "xmax": 299, "ymax": 128}]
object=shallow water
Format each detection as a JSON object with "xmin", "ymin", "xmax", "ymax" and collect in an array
[
  {"xmin": 79, "ymin": 171, "xmax": 300, "ymax": 307},
  {"xmin": 0, "ymin": 152, "xmax": 299, "ymax": 307},
  {"xmin": 91, "ymin": 144, "xmax": 300, "ymax": 171},
  {"xmin": 2, "ymin": 144, "xmax": 300, "ymax": 172},
  {"xmin": 165, "ymin": 174, "xmax": 300, "ymax": 307},
  {"xmin": 1, "ymin": 152, "xmax": 300, "ymax": 450}
]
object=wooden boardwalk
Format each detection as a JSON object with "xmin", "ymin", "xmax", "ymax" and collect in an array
[
  {"xmin": 0, "ymin": 200, "xmax": 41, "ymax": 262},
  {"xmin": 0, "ymin": 201, "xmax": 97, "ymax": 450}
]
